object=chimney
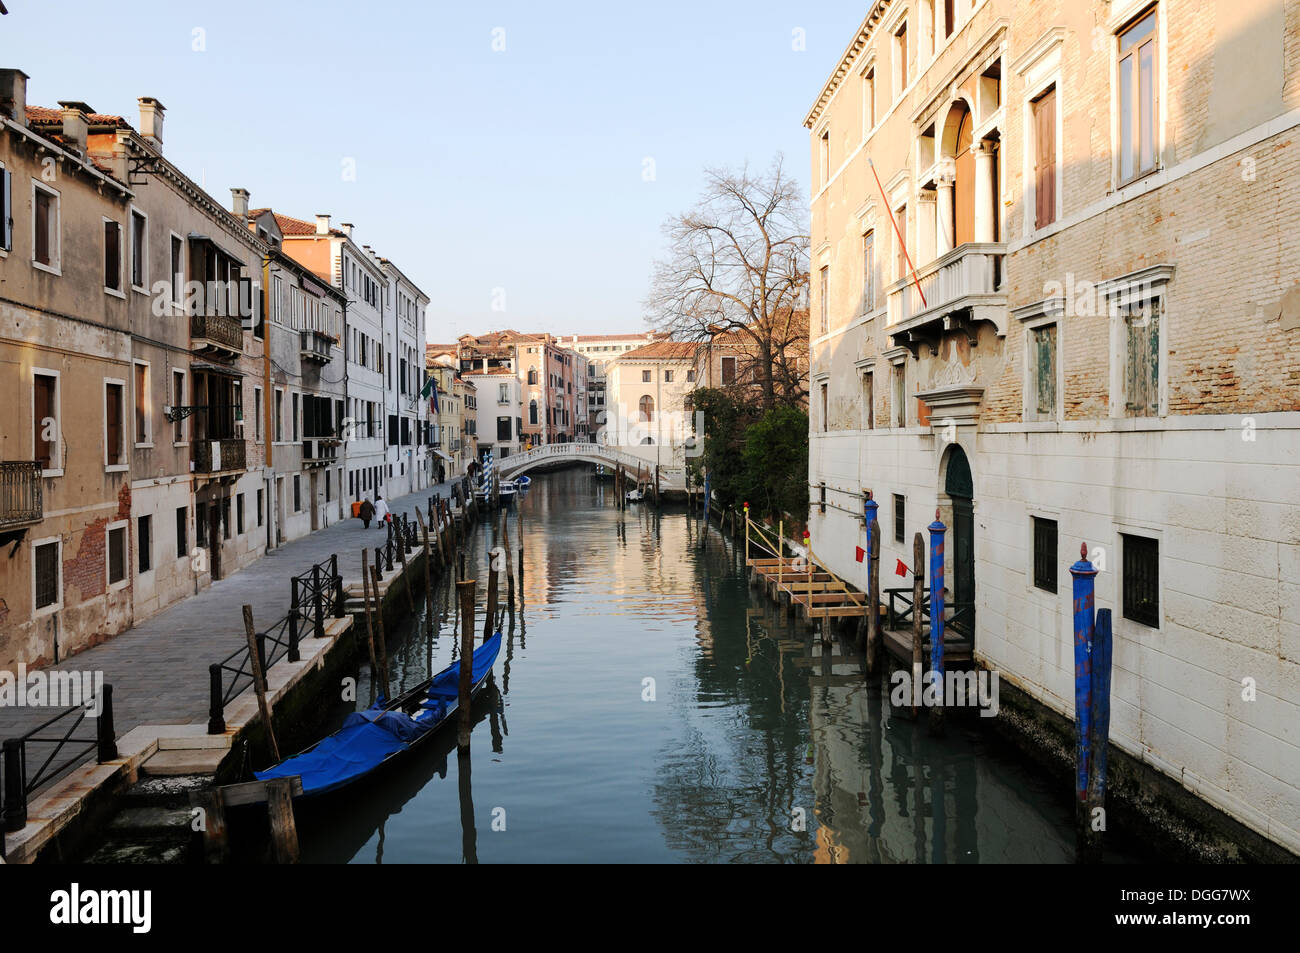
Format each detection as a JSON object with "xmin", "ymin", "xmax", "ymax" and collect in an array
[
  {"xmin": 57, "ymin": 101, "xmax": 89, "ymax": 153},
  {"xmin": 340, "ymin": 222, "xmax": 353, "ymax": 238},
  {"xmin": 315, "ymin": 213, "xmax": 331, "ymax": 235},
  {"xmin": 137, "ymin": 96, "xmax": 164, "ymax": 151},
  {"xmin": 0, "ymin": 68, "xmax": 28, "ymax": 128},
  {"xmin": 230, "ymin": 187, "xmax": 249, "ymax": 218}
]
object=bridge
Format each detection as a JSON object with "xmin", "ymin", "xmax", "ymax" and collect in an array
[{"xmin": 497, "ymin": 442, "xmax": 687, "ymax": 490}]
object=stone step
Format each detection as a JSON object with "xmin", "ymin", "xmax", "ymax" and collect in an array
[
  {"xmin": 107, "ymin": 806, "xmax": 195, "ymax": 836},
  {"xmin": 141, "ymin": 748, "xmax": 226, "ymax": 777},
  {"xmin": 118, "ymin": 774, "xmax": 212, "ymax": 809},
  {"xmin": 155, "ymin": 725, "xmax": 233, "ymax": 751}
]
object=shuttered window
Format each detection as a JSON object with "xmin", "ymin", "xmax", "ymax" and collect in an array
[
  {"xmin": 1124, "ymin": 298, "xmax": 1160, "ymax": 416},
  {"xmin": 35, "ymin": 541, "xmax": 59, "ymax": 609},
  {"xmin": 34, "ymin": 186, "xmax": 53, "ymax": 265},
  {"xmin": 1, "ymin": 167, "xmax": 11, "ymax": 251},
  {"xmin": 131, "ymin": 210, "xmax": 146, "ymax": 287},
  {"xmin": 105, "ymin": 382, "xmax": 124, "ymax": 465},
  {"xmin": 1122, "ymin": 533, "xmax": 1159, "ymax": 627},
  {"xmin": 104, "ymin": 220, "xmax": 121, "ymax": 291},
  {"xmin": 1033, "ymin": 87, "xmax": 1057, "ymax": 228},
  {"xmin": 1032, "ymin": 323, "xmax": 1057, "ymax": 417},
  {"xmin": 1032, "ymin": 517, "xmax": 1058, "ymax": 592},
  {"xmin": 108, "ymin": 525, "xmax": 126, "ymax": 585},
  {"xmin": 34, "ymin": 373, "xmax": 56, "ymax": 470}
]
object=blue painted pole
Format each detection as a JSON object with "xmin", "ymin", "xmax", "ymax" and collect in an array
[
  {"xmin": 928, "ymin": 510, "xmax": 946, "ymax": 731},
  {"xmin": 702, "ymin": 471, "xmax": 711, "ymax": 523},
  {"xmin": 1069, "ymin": 542, "xmax": 1098, "ymax": 854},
  {"xmin": 1086, "ymin": 607, "xmax": 1113, "ymax": 860},
  {"xmin": 864, "ymin": 492, "xmax": 881, "ymax": 674}
]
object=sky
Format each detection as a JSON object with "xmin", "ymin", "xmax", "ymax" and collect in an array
[{"xmin": 4, "ymin": 0, "xmax": 865, "ymax": 340}]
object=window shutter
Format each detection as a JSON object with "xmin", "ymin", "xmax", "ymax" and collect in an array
[
  {"xmin": 1034, "ymin": 89, "xmax": 1056, "ymax": 229},
  {"xmin": 106, "ymin": 385, "xmax": 122, "ymax": 464}
]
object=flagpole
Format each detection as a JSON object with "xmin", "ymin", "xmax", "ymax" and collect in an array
[{"xmin": 867, "ymin": 157, "xmax": 927, "ymax": 309}]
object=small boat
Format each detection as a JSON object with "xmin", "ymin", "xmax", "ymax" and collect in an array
[
  {"xmin": 516, "ymin": 475, "xmax": 532, "ymax": 488},
  {"xmin": 498, "ymin": 479, "xmax": 518, "ymax": 498},
  {"xmin": 254, "ymin": 632, "xmax": 502, "ymax": 797},
  {"xmin": 626, "ymin": 487, "xmax": 645, "ymax": 503}
]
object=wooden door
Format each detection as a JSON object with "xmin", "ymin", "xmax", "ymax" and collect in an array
[{"xmin": 954, "ymin": 111, "xmax": 975, "ymax": 246}]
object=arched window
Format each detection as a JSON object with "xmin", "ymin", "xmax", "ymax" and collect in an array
[
  {"xmin": 528, "ymin": 399, "xmax": 538, "ymax": 425},
  {"xmin": 527, "ymin": 367, "xmax": 538, "ymax": 385},
  {"xmin": 639, "ymin": 395, "xmax": 654, "ymax": 422},
  {"xmin": 640, "ymin": 436, "xmax": 655, "ymax": 445}
]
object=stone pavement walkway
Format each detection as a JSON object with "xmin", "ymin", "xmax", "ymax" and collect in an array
[{"xmin": 0, "ymin": 481, "xmax": 463, "ymax": 775}]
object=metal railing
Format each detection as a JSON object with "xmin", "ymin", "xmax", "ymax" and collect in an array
[
  {"xmin": 0, "ymin": 461, "xmax": 42, "ymax": 529},
  {"xmin": 3, "ymin": 684, "xmax": 116, "ymax": 837},
  {"xmin": 193, "ymin": 438, "xmax": 247, "ymax": 473},
  {"xmin": 299, "ymin": 329, "xmax": 334, "ymax": 363},
  {"xmin": 207, "ymin": 554, "xmax": 343, "ymax": 734},
  {"xmin": 191, "ymin": 312, "xmax": 245, "ymax": 352}
]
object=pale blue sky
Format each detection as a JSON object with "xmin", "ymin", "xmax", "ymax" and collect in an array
[{"xmin": 5, "ymin": 0, "xmax": 863, "ymax": 339}]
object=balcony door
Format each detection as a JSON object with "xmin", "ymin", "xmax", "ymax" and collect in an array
[{"xmin": 954, "ymin": 109, "xmax": 975, "ymax": 247}]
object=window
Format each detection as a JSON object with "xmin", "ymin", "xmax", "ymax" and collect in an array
[
  {"xmin": 176, "ymin": 506, "xmax": 188, "ymax": 559},
  {"xmin": 1032, "ymin": 87, "xmax": 1057, "ymax": 228},
  {"xmin": 1122, "ymin": 297, "xmax": 1160, "ymax": 416},
  {"xmin": 819, "ymin": 130, "xmax": 830, "ymax": 186},
  {"xmin": 639, "ymin": 395, "xmax": 654, "ymax": 422},
  {"xmin": 108, "ymin": 523, "xmax": 127, "ymax": 586},
  {"xmin": 33, "ymin": 371, "xmax": 58, "ymax": 471},
  {"xmin": 134, "ymin": 362, "xmax": 149, "ymax": 445},
  {"xmin": 1030, "ymin": 324, "xmax": 1058, "ymax": 419},
  {"xmin": 293, "ymin": 475, "xmax": 301, "ymax": 512},
  {"xmin": 497, "ymin": 416, "xmax": 512, "ymax": 441},
  {"xmin": 196, "ymin": 502, "xmax": 208, "ymax": 547},
  {"xmin": 892, "ymin": 362, "xmax": 906, "ymax": 427},
  {"xmin": 686, "ymin": 369, "xmax": 696, "ymax": 382},
  {"xmin": 130, "ymin": 210, "xmax": 147, "ymax": 289},
  {"xmin": 1032, "ymin": 517, "xmax": 1057, "ymax": 592},
  {"xmin": 721, "ymin": 356, "xmax": 737, "ymax": 385},
  {"xmin": 172, "ymin": 371, "xmax": 186, "ymax": 443},
  {"xmin": 137, "ymin": 515, "xmax": 152, "ymax": 574},
  {"xmin": 664, "ymin": 370, "xmax": 673, "ymax": 383},
  {"xmin": 0, "ymin": 166, "xmax": 11, "ymax": 251},
  {"xmin": 170, "ymin": 234, "xmax": 184, "ymax": 309},
  {"xmin": 820, "ymin": 382, "xmax": 829, "ymax": 432},
  {"xmin": 641, "ymin": 369, "xmax": 652, "ymax": 383},
  {"xmin": 252, "ymin": 386, "xmax": 262, "ymax": 443},
  {"xmin": 861, "ymin": 371, "xmax": 874, "ymax": 429},
  {"xmin": 862, "ymin": 68, "xmax": 876, "ymax": 134},
  {"xmin": 527, "ymin": 368, "xmax": 538, "ymax": 385},
  {"xmin": 1122, "ymin": 533, "xmax": 1159, "ymax": 627},
  {"xmin": 103, "ymin": 219, "xmax": 122, "ymax": 292},
  {"xmin": 34, "ymin": 539, "xmax": 60, "ymax": 611},
  {"xmin": 291, "ymin": 393, "xmax": 300, "ymax": 441},
  {"xmin": 894, "ymin": 205, "xmax": 908, "ymax": 280},
  {"xmin": 33, "ymin": 183, "xmax": 58, "ymax": 270},
  {"xmin": 498, "ymin": 383, "xmax": 509, "ymax": 404},
  {"xmin": 862, "ymin": 231, "xmax": 875, "ymax": 312},
  {"xmin": 893, "ymin": 494, "xmax": 905, "ymax": 543},
  {"xmin": 105, "ymin": 381, "xmax": 126, "ymax": 467},
  {"xmin": 237, "ymin": 494, "xmax": 245, "ymax": 535},
  {"xmin": 944, "ymin": 0, "xmax": 954, "ymax": 38},
  {"xmin": 819, "ymin": 266, "xmax": 829, "ymax": 334},
  {"xmin": 274, "ymin": 390, "xmax": 284, "ymax": 442},
  {"xmin": 257, "ymin": 488, "xmax": 264, "ymax": 527},
  {"xmin": 895, "ymin": 21, "xmax": 909, "ymax": 96},
  {"xmin": 222, "ymin": 499, "xmax": 231, "ymax": 540},
  {"xmin": 1118, "ymin": 10, "xmax": 1158, "ymax": 183},
  {"xmin": 529, "ymin": 400, "xmax": 538, "ymax": 425}
]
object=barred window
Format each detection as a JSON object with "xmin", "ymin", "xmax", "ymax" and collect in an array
[
  {"xmin": 1032, "ymin": 517, "xmax": 1057, "ymax": 592},
  {"xmin": 108, "ymin": 525, "xmax": 126, "ymax": 585},
  {"xmin": 893, "ymin": 494, "xmax": 905, "ymax": 544},
  {"xmin": 35, "ymin": 541, "xmax": 59, "ymax": 609},
  {"xmin": 1122, "ymin": 533, "xmax": 1159, "ymax": 627}
]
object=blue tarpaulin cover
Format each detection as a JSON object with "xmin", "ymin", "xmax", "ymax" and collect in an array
[{"xmin": 255, "ymin": 632, "xmax": 502, "ymax": 795}]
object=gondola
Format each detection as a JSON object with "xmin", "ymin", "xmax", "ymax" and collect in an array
[
  {"xmin": 254, "ymin": 631, "xmax": 502, "ymax": 797},
  {"xmin": 516, "ymin": 475, "xmax": 532, "ymax": 489}
]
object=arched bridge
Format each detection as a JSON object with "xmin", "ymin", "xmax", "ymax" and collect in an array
[{"xmin": 497, "ymin": 443, "xmax": 686, "ymax": 490}]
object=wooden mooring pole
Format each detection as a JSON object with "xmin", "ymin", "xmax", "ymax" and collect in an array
[
  {"xmin": 416, "ymin": 508, "xmax": 435, "ymax": 631},
  {"xmin": 266, "ymin": 776, "xmax": 299, "ymax": 864},
  {"xmin": 910, "ymin": 534, "xmax": 924, "ymax": 719},
  {"xmin": 242, "ymin": 605, "xmax": 280, "ymax": 763},
  {"xmin": 928, "ymin": 510, "xmax": 947, "ymax": 735},
  {"xmin": 484, "ymin": 550, "xmax": 499, "ymax": 641},
  {"xmin": 370, "ymin": 563, "xmax": 392, "ymax": 701},
  {"xmin": 866, "ymin": 497, "xmax": 881, "ymax": 676},
  {"xmin": 457, "ymin": 579, "xmax": 476, "ymax": 750},
  {"xmin": 360, "ymin": 548, "xmax": 381, "ymax": 701}
]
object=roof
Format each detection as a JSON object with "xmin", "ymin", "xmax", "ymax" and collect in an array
[
  {"xmin": 26, "ymin": 105, "xmax": 132, "ymax": 127},
  {"xmin": 560, "ymin": 332, "xmax": 668, "ymax": 344},
  {"xmin": 803, "ymin": 1, "xmax": 892, "ymax": 129},
  {"xmin": 466, "ymin": 367, "xmax": 518, "ymax": 377},
  {"xmin": 270, "ymin": 212, "xmax": 342, "ymax": 238},
  {"xmin": 618, "ymin": 340, "xmax": 699, "ymax": 361}
]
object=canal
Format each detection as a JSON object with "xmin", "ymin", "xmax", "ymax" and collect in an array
[{"xmin": 296, "ymin": 468, "xmax": 1152, "ymax": 863}]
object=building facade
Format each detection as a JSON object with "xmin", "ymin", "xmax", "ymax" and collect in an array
[
  {"xmin": 605, "ymin": 341, "xmax": 699, "ymax": 471},
  {"xmin": 379, "ymin": 257, "xmax": 430, "ymax": 498},
  {"xmin": 805, "ymin": 0, "xmax": 1300, "ymax": 853},
  {"xmin": 465, "ymin": 369, "xmax": 522, "ymax": 461}
]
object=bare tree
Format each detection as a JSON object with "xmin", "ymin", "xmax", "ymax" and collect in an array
[{"xmin": 645, "ymin": 156, "xmax": 809, "ymax": 409}]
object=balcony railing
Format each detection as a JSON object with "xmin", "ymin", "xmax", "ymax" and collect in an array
[
  {"xmin": 193, "ymin": 439, "xmax": 246, "ymax": 474},
  {"xmin": 191, "ymin": 313, "xmax": 245, "ymax": 358},
  {"xmin": 887, "ymin": 243, "xmax": 1007, "ymax": 352},
  {"xmin": 0, "ymin": 461, "xmax": 43, "ymax": 529},
  {"xmin": 302, "ymin": 438, "xmax": 339, "ymax": 466},
  {"xmin": 299, "ymin": 330, "xmax": 334, "ymax": 365}
]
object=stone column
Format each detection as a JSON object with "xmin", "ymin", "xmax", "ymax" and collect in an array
[
  {"xmin": 974, "ymin": 140, "xmax": 996, "ymax": 243},
  {"xmin": 935, "ymin": 171, "xmax": 955, "ymax": 257}
]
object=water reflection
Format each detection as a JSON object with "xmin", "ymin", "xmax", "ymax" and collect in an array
[{"xmin": 296, "ymin": 470, "xmax": 1147, "ymax": 864}]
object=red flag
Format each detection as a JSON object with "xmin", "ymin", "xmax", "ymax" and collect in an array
[
  {"xmin": 855, "ymin": 546, "xmax": 865, "ymax": 563},
  {"xmin": 895, "ymin": 558, "xmax": 909, "ymax": 577}
]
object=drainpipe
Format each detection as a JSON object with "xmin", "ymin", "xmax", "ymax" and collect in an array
[{"xmin": 262, "ymin": 251, "xmax": 275, "ymax": 549}]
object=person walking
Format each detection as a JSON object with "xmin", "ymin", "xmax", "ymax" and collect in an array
[
  {"xmin": 373, "ymin": 493, "xmax": 390, "ymax": 529},
  {"xmin": 358, "ymin": 497, "xmax": 375, "ymax": 529}
]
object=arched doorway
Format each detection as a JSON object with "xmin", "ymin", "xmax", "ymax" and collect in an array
[{"xmin": 942, "ymin": 444, "xmax": 975, "ymax": 637}]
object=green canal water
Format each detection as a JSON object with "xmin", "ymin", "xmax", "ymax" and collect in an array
[{"xmin": 296, "ymin": 468, "xmax": 1152, "ymax": 864}]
